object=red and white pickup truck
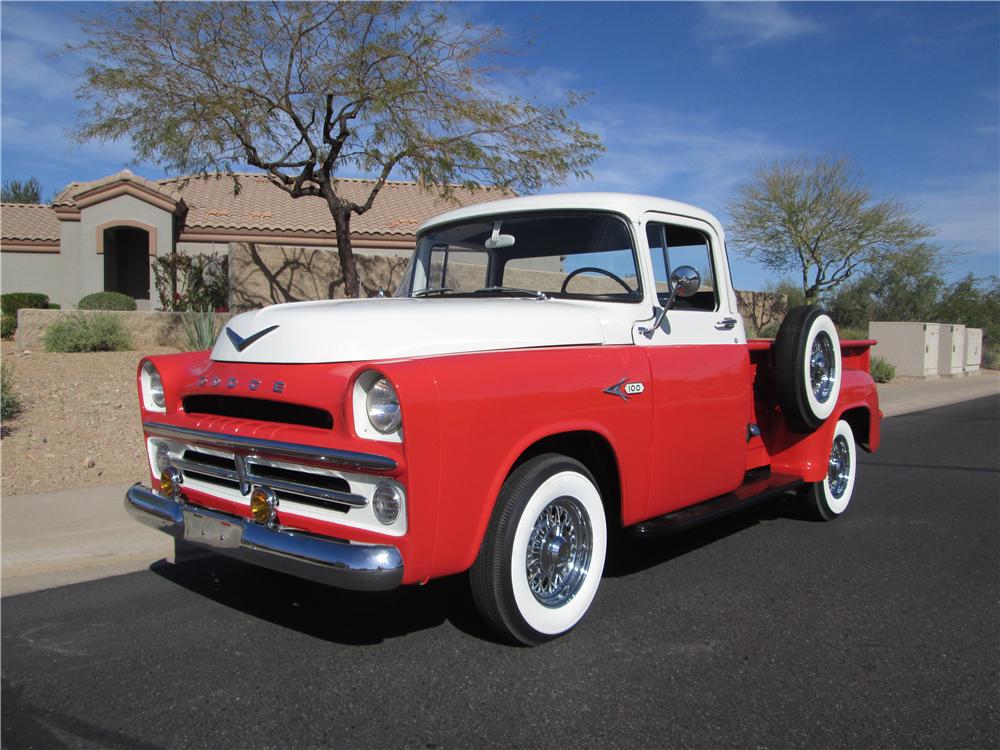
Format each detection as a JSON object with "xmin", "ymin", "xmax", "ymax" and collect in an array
[{"xmin": 126, "ymin": 193, "xmax": 881, "ymax": 644}]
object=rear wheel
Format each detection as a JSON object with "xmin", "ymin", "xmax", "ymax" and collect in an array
[
  {"xmin": 470, "ymin": 454, "xmax": 607, "ymax": 646},
  {"xmin": 799, "ymin": 419, "xmax": 857, "ymax": 521}
]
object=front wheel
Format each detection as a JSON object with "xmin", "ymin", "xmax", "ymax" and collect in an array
[
  {"xmin": 799, "ymin": 419, "xmax": 857, "ymax": 521},
  {"xmin": 470, "ymin": 454, "xmax": 607, "ymax": 646}
]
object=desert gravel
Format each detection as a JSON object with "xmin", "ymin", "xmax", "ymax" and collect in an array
[{"xmin": 1, "ymin": 341, "xmax": 179, "ymax": 496}]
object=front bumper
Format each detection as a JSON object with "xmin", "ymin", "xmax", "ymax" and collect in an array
[{"xmin": 125, "ymin": 484, "xmax": 404, "ymax": 591}]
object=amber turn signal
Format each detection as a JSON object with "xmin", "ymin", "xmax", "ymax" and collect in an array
[
  {"xmin": 159, "ymin": 467, "xmax": 182, "ymax": 501},
  {"xmin": 250, "ymin": 486, "xmax": 278, "ymax": 524}
]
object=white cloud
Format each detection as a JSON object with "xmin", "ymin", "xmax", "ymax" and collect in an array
[{"xmin": 700, "ymin": 2, "xmax": 822, "ymax": 51}]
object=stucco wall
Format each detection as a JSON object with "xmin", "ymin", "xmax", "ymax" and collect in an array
[
  {"xmin": 15, "ymin": 308, "xmax": 233, "ymax": 352},
  {"xmin": 0, "ymin": 251, "xmax": 63, "ymax": 304},
  {"xmin": 76, "ymin": 195, "xmax": 175, "ymax": 309},
  {"xmin": 229, "ymin": 242, "xmax": 414, "ymax": 310}
]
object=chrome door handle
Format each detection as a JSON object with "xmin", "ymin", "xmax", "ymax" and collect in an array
[{"xmin": 715, "ymin": 317, "xmax": 737, "ymax": 330}]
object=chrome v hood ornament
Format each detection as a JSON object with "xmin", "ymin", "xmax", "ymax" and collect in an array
[{"xmin": 226, "ymin": 324, "xmax": 279, "ymax": 352}]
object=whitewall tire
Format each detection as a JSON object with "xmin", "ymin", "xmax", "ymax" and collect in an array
[
  {"xmin": 470, "ymin": 454, "xmax": 607, "ymax": 646},
  {"xmin": 774, "ymin": 305, "xmax": 843, "ymax": 432},
  {"xmin": 799, "ymin": 419, "xmax": 857, "ymax": 521}
]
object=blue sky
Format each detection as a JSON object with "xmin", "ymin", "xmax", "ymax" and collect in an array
[{"xmin": 2, "ymin": 1, "xmax": 997, "ymax": 291}]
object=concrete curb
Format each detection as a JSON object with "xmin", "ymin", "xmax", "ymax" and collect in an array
[{"xmin": 2, "ymin": 372, "xmax": 997, "ymax": 597}]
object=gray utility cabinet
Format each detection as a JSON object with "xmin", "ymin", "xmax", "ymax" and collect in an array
[
  {"xmin": 937, "ymin": 324, "xmax": 966, "ymax": 377},
  {"xmin": 964, "ymin": 327, "xmax": 983, "ymax": 374},
  {"xmin": 869, "ymin": 322, "xmax": 940, "ymax": 378}
]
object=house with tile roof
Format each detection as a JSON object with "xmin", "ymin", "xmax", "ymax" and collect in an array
[{"xmin": 0, "ymin": 170, "xmax": 508, "ymax": 309}]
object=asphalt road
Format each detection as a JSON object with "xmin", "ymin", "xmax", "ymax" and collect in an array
[{"xmin": 3, "ymin": 396, "xmax": 998, "ymax": 749}]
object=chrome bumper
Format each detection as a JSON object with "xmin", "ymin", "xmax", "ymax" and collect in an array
[{"xmin": 124, "ymin": 484, "xmax": 404, "ymax": 592}]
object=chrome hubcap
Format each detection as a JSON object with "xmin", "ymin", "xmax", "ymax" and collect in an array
[
  {"xmin": 810, "ymin": 331, "xmax": 836, "ymax": 403},
  {"xmin": 526, "ymin": 497, "xmax": 592, "ymax": 607},
  {"xmin": 828, "ymin": 435, "xmax": 851, "ymax": 498}
]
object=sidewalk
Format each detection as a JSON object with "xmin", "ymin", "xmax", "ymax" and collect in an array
[
  {"xmin": 2, "ymin": 371, "xmax": 998, "ymax": 597},
  {"xmin": 877, "ymin": 369, "xmax": 1000, "ymax": 417}
]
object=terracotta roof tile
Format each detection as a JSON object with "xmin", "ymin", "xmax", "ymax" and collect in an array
[
  {"xmin": 49, "ymin": 171, "xmax": 512, "ymax": 240},
  {"xmin": 54, "ymin": 170, "xmax": 184, "ymax": 207},
  {"xmin": 0, "ymin": 203, "xmax": 61, "ymax": 242},
  {"xmin": 159, "ymin": 174, "xmax": 510, "ymax": 237}
]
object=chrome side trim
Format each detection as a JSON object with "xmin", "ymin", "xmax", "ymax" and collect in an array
[
  {"xmin": 124, "ymin": 484, "xmax": 403, "ymax": 592},
  {"xmin": 143, "ymin": 421, "xmax": 397, "ymax": 472}
]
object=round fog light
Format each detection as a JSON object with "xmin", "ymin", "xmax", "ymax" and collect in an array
[
  {"xmin": 250, "ymin": 486, "xmax": 278, "ymax": 525},
  {"xmin": 372, "ymin": 484, "xmax": 403, "ymax": 525},
  {"xmin": 159, "ymin": 467, "xmax": 182, "ymax": 501}
]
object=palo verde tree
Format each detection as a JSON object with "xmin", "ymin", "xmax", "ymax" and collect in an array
[
  {"xmin": 72, "ymin": 1, "xmax": 603, "ymax": 297},
  {"xmin": 727, "ymin": 156, "xmax": 934, "ymax": 304}
]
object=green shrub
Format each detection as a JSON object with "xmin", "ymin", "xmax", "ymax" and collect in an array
[
  {"xmin": 756, "ymin": 320, "xmax": 781, "ymax": 338},
  {"xmin": 1, "ymin": 314, "xmax": 15, "ymax": 340},
  {"xmin": 153, "ymin": 253, "xmax": 229, "ymax": 311},
  {"xmin": 48, "ymin": 303, "xmax": 61, "ymax": 309},
  {"xmin": 870, "ymin": 356, "xmax": 896, "ymax": 383},
  {"xmin": 181, "ymin": 309, "xmax": 223, "ymax": 351},
  {"xmin": 0, "ymin": 292, "xmax": 49, "ymax": 315},
  {"xmin": 838, "ymin": 327, "xmax": 869, "ymax": 342},
  {"xmin": 983, "ymin": 345, "xmax": 1000, "ymax": 370},
  {"xmin": 77, "ymin": 291, "xmax": 137, "ymax": 311},
  {"xmin": 1, "ymin": 362, "xmax": 23, "ymax": 424},
  {"xmin": 42, "ymin": 313, "xmax": 132, "ymax": 352}
]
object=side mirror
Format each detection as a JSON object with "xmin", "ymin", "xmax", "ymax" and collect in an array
[
  {"xmin": 639, "ymin": 265, "xmax": 702, "ymax": 339},
  {"xmin": 670, "ymin": 265, "xmax": 701, "ymax": 299}
]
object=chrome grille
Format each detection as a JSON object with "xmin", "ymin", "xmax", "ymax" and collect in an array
[{"xmin": 174, "ymin": 448, "xmax": 366, "ymax": 513}]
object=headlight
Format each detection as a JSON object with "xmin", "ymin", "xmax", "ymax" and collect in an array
[
  {"xmin": 141, "ymin": 361, "xmax": 166, "ymax": 411},
  {"xmin": 366, "ymin": 377, "xmax": 401, "ymax": 434}
]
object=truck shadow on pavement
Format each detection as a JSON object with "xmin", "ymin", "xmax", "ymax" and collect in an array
[
  {"xmin": 149, "ymin": 494, "xmax": 806, "ymax": 646},
  {"xmin": 150, "ymin": 552, "xmax": 498, "ymax": 645}
]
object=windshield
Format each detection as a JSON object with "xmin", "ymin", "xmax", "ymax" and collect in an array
[{"xmin": 396, "ymin": 212, "xmax": 642, "ymax": 303}]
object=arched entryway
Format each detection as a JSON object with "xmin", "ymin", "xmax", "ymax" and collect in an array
[{"xmin": 102, "ymin": 226, "xmax": 151, "ymax": 301}]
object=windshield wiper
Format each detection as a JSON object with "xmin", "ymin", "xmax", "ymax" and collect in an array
[
  {"xmin": 471, "ymin": 286, "xmax": 549, "ymax": 300},
  {"xmin": 413, "ymin": 287, "xmax": 456, "ymax": 297}
]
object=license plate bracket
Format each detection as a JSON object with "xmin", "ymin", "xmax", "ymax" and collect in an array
[{"xmin": 183, "ymin": 510, "xmax": 243, "ymax": 549}]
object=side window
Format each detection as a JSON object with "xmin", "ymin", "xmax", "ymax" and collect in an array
[{"xmin": 646, "ymin": 222, "xmax": 717, "ymax": 312}]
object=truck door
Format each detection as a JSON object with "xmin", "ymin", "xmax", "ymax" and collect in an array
[{"xmin": 633, "ymin": 213, "xmax": 751, "ymax": 520}]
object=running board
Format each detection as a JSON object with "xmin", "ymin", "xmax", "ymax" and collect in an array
[{"xmin": 627, "ymin": 471, "xmax": 803, "ymax": 538}]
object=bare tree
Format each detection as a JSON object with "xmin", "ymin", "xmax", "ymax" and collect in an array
[
  {"xmin": 72, "ymin": 2, "xmax": 603, "ymax": 297},
  {"xmin": 727, "ymin": 156, "xmax": 934, "ymax": 303}
]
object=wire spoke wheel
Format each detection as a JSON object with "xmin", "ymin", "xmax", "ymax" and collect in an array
[
  {"xmin": 525, "ymin": 497, "xmax": 592, "ymax": 607},
  {"xmin": 827, "ymin": 434, "xmax": 851, "ymax": 499},
  {"xmin": 810, "ymin": 331, "xmax": 837, "ymax": 404},
  {"xmin": 470, "ymin": 454, "xmax": 607, "ymax": 645},
  {"xmin": 799, "ymin": 419, "xmax": 858, "ymax": 521}
]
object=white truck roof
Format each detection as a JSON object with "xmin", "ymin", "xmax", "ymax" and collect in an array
[{"xmin": 418, "ymin": 192, "xmax": 725, "ymax": 238}]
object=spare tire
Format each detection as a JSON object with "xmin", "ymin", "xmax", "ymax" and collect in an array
[{"xmin": 774, "ymin": 305, "xmax": 842, "ymax": 432}]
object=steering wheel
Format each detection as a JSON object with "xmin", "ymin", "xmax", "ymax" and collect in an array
[{"xmin": 560, "ymin": 266, "xmax": 633, "ymax": 294}]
